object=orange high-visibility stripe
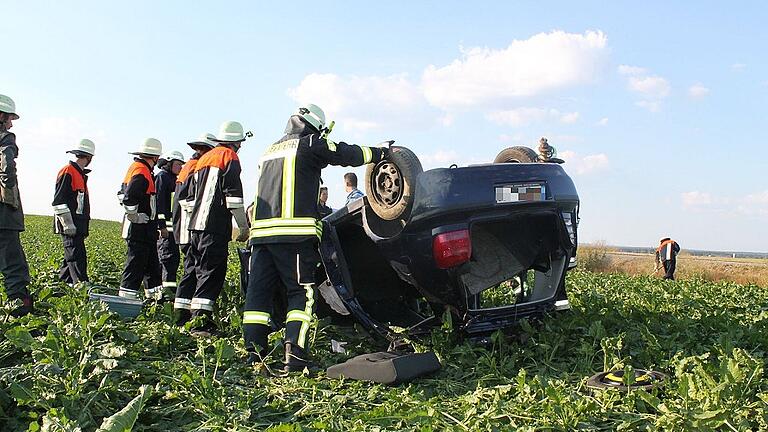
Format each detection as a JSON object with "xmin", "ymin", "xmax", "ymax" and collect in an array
[
  {"xmin": 657, "ymin": 239, "xmax": 675, "ymax": 253},
  {"xmin": 123, "ymin": 161, "xmax": 156, "ymax": 194},
  {"xmin": 177, "ymin": 159, "xmax": 198, "ymax": 184},
  {"xmin": 57, "ymin": 164, "xmax": 86, "ymax": 191},
  {"xmin": 194, "ymin": 146, "xmax": 238, "ymax": 173}
]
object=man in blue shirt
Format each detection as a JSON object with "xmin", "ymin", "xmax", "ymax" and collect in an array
[{"xmin": 344, "ymin": 172, "xmax": 364, "ymax": 206}]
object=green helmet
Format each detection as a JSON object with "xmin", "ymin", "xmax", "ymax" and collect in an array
[
  {"xmin": 212, "ymin": 121, "xmax": 246, "ymax": 143},
  {"xmin": 0, "ymin": 94, "xmax": 19, "ymax": 120},
  {"xmin": 297, "ymin": 103, "xmax": 326, "ymax": 132}
]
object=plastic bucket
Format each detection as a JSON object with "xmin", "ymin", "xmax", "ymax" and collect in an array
[{"xmin": 88, "ymin": 286, "xmax": 143, "ymax": 319}]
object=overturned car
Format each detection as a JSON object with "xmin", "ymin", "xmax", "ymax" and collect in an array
[{"xmin": 310, "ymin": 144, "xmax": 580, "ymax": 343}]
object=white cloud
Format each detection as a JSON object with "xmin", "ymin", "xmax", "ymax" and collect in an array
[
  {"xmin": 422, "ymin": 30, "xmax": 608, "ymax": 110},
  {"xmin": 618, "ymin": 65, "xmax": 647, "ymax": 76},
  {"xmin": 596, "ymin": 117, "xmax": 609, "ymax": 126},
  {"xmin": 627, "ymin": 75, "xmax": 670, "ymax": 98},
  {"xmin": 487, "ymin": 108, "xmax": 579, "ymax": 126},
  {"xmin": 287, "ymin": 73, "xmax": 430, "ymax": 132},
  {"xmin": 558, "ymin": 150, "xmax": 609, "ymax": 175},
  {"xmin": 731, "ymin": 63, "xmax": 747, "ymax": 72},
  {"xmin": 681, "ymin": 191, "xmax": 713, "ymax": 207},
  {"xmin": 688, "ymin": 83, "xmax": 710, "ymax": 98},
  {"xmin": 618, "ymin": 65, "xmax": 670, "ymax": 111},
  {"xmin": 560, "ymin": 111, "xmax": 580, "ymax": 124}
]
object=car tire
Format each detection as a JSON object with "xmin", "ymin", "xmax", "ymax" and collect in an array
[
  {"xmin": 365, "ymin": 146, "xmax": 423, "ymax": 221},
  {"xmin": 493, "ymin": 146, "xmax": 539, "ymax": 163}
]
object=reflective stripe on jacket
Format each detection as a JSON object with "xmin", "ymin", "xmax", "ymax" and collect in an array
[
  {"xmin": 173, "ymin": 157, "xmax": 198, "ymax": 245},
  {"xmin": 155, "ymin": 168, "xmax": 177, "ymax": 232},
  {"xmin": 188, "ymin": 146, "xmax": 243, "ymax": 238},
  {"xmin": 119, "ymin": 159, "xmax": 158, "ymax": 241},
  {"xmin": 52, "ymin": 161, "xmax": 90, "ymax": 235},
  {"xmin": 249, "ymin": 116, "xmax": 384, "ymax": 245}
]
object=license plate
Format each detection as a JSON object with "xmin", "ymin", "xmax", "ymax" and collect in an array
[{"xmin": 495, "ymin": 183, "xmax": 546, "ymax": 203}]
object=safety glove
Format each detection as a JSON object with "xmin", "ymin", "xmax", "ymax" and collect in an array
[
  {"xmin": 126, "ymin": 212, "xmax": 150, "ymax": 224},
  {"xmin": 56, "ymin": 211, "xmax": 77, "ymax": 236},
  {"xmin": 231, "ymin": 207, "xmax": 250, "ymax": 242}
]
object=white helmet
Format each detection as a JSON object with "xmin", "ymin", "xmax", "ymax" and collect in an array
[
  {"xmin": 67, "ymin": 139, "xmax": 96, "ymax": 156},
  {"xmin": 159, "ymin": 150, "xmax": 185, "ymax": 163},
  {"xmin": 130, "ymin": 138, "xmax": 163, "ymax": 157},
  {"xmin": 187, "ymin": 133, "xmax": 216, "ymax": 149},
  {"xmin": 297, "ymin": 103, "xmax": 325, "ymax": 132},
  {"xmin": 0, "ymin": 94, "xmax": 19, "ymax": 120},
  {"xmin": 212, "ymin": 121, "xmax": 246, "ymax": 142}
]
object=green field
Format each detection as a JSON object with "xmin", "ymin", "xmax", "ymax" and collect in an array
[{"xmin": 2, "ymin": 215, "xmax": 767, "ymax": 431}]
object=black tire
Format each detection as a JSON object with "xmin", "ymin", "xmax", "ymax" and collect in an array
[
  {"xmin": 493, "ymin": 146, "xmax": 538, "ymax": 163},
  {"xmin": 365, "ymin": 146, "xmax": 423, "ymax": 221}
]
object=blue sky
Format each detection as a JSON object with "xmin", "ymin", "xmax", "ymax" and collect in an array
[{"xmin": 2, "ymin": 1, "xmax": 766, "ymax": 251}]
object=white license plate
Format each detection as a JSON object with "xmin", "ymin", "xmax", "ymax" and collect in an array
[{"xmin": 495, "ymin": 183, "xmax": 546, "ymax": 203}]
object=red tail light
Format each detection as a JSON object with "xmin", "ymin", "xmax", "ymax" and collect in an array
[{"xmin": 433, "ymin": 229, "xmax": 472, "ymax": 269}]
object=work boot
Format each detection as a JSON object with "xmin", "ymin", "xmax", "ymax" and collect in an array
[
  {"xmin": 10, "ymin": 295, "xmax": 34, "ymax": 318},
  {"xmin": 175, "ymin": 309, "xmax": 191, "ymax": 327},
  {"xmin": 283, "ymin": 342, "xmax": 316, "ymax": 373},
  {"xmin": 189, "ymin": 311, "xmax": 220, "ymax": 338}
]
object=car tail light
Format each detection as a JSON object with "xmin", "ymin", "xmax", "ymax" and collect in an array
[{"xmin": 433, "ymin": 229, "xmax": 472, "ymax": 269}]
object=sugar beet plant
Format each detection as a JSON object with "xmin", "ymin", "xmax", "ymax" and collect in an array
[{"xmin": 1, "ymin": 215, "xmax": 767, "ymax": 431}]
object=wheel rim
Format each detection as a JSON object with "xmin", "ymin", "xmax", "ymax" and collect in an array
[{"xmin": 371, "ymin": 161, "xmax": 403, "ymax": 209}]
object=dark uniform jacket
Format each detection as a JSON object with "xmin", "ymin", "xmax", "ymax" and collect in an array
[
  {"xmin": 52, "ymin": 161, "xmax": 90, "ymax": 235},
  {"xmin": 656, "ymin": 239, "xmax": 680, "ymax": 262},
  {"xmin": 119, "ymin": 159, "xmax": 158, "ymax": 241},
  {"xmin": 172, "ymin": 157, "xmax": 198, "ymax": 245},
  {"xmin": 188, "ymin": 146, "xmax": 244, "ymax": 239},
  {"xmin": 249, "ymin": 116, "xmax": 384, "ymax": 245},
  {"xmin": 155, "ymin": 167, "xmax": 177, "ymax": 234},
  {"xmin": 0, "ymin": 131, "xmax": 24, "ymax": 231}
]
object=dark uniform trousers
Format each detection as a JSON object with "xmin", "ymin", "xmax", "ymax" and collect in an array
[
  {"xmin": 0, "ymin": 230, "xmax": 30, "ymax": 299},
  {"xmin": 189, "ymin": 231, "xmax": 229, "ymax": 317},
  {"xmin": 173, "ymin": 243, "xmax": 199, "ymax": 312},
  {"xmin": 120, "ymin": 238, "xmax": 162, "ymax": 297},
  {"xmin": 59, "ymin": 234, "xmax": 88, "ymax": 284},
  {"xmin": 663, "ymin": 259, "xmax": 676, "ymax": 280},
  {"xmin": 243, "ymin": 240, "xmax": 319, "ymax": 353},
  {"xmin": 157, "ymin": 235, "xmax": 180, "ymax": 289}
]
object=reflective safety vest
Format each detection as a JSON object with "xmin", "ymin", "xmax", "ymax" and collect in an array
[
  {"xmin": 188, "ymin": 146, "xmax": 244, "ymax": 238},
  {"xmin": 119, "ymin": 159, "xmax": 158, "ymax": 240},
  {"xmin": 249, "ymin": 120, "xmax": 383, "ymax": 245},
  {"xmin": 173, "ymin": 157, "xmax": 198, "ymax": 245},
  {"xmin": 657, "ymin": 239, "xmax": 679, "ymax": 261},
  {"xmin": 52, "ymin": 161, "xmax": 90, "ymax": 235}
]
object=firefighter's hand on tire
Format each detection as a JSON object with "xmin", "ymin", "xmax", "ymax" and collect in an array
[
  {"xmin": 379, "ymin": 146, "xmax": 391, "ymax": 160},
  {"xmin": 126, "ymin": 212, "xmax": 149, "ymax": 224}
]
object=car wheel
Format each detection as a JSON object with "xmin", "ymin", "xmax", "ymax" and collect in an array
[
  {"xmin": 493, "ymin": 146, "xmax": 538, "ymax": 163},
  {"xmin": 365, "ymin": 146, "xmax": 423, "ymax": 221}
]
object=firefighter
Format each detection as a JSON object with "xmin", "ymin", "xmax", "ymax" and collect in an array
[
  {"xmin": 118, "ymin": 138, "xmax": 164, "ymax": 300},
  {"xmin": 0, "ymin": 94, "xmax": 32, "ymax": 317},
  {"xmin": 52, "ymin": 139, "xmax": 95, "ymax": 285},
  {"xmin": 173, "ymin": 133, "xmax": 216, "ymax": 326},
  {"xmin": 243, "ymin": 103, "xmax": 388, "ymax": 371},
  {"xmin": 155, "ymin": 150, "xmax": 185, "ymax": 298},
  {"xmin": 655, "ymin": 237, "xmax": 681, "ymax": 280},
  {"xmin": 187, "ymin": 122, "xmax": 250, "ymax": 336},
  {"xmin": 318, "ymin": 186, "xmax": 332, "ymax": 218}
]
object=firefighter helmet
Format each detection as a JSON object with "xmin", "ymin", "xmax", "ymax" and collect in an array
[
  {"xmin": 159, "ymin": 150, "xmax": 185, "ymax": 163},
  {"xmin": 297, "ymin": 103, "xmax": 325, "ymax": 132},
  {"xmin": 67, "ymin": 139, "xmax": 96, "ymax": 156},
  {"xmin": 212, "ymin": 121, "xmax": 246, "ymax": 142},
  {"xmin": 187, "ymin": 133, "xmax": 216, "ymax": 149},
  {"xmin": 0, "ymin": 94, "xmax": 19, "ymax": 120},
  {"xmin": 130, "ymin": 138, "xmax": 163, "ymax": 157}
]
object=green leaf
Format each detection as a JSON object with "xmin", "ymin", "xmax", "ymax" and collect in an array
[
  {"xmin": 5, "ymin": 327, "xmax": 35, "ymax": 351},
  {"xmin": 96, "ymin": 385, "xmax": 151, "ymax": 432}
]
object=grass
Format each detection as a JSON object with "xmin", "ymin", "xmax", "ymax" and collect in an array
[
  {"xmin": 1, "ymin": 215, "xmax": 767, "ymax": 431},
  {"xmin": 578, "ymin": 243, "xmax": 768, "ymax": 287}
]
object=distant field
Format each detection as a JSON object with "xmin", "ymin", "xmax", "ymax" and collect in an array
[{"xmin": 578, "ymin": 244, "xmax": 768, "ymax": 286}]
